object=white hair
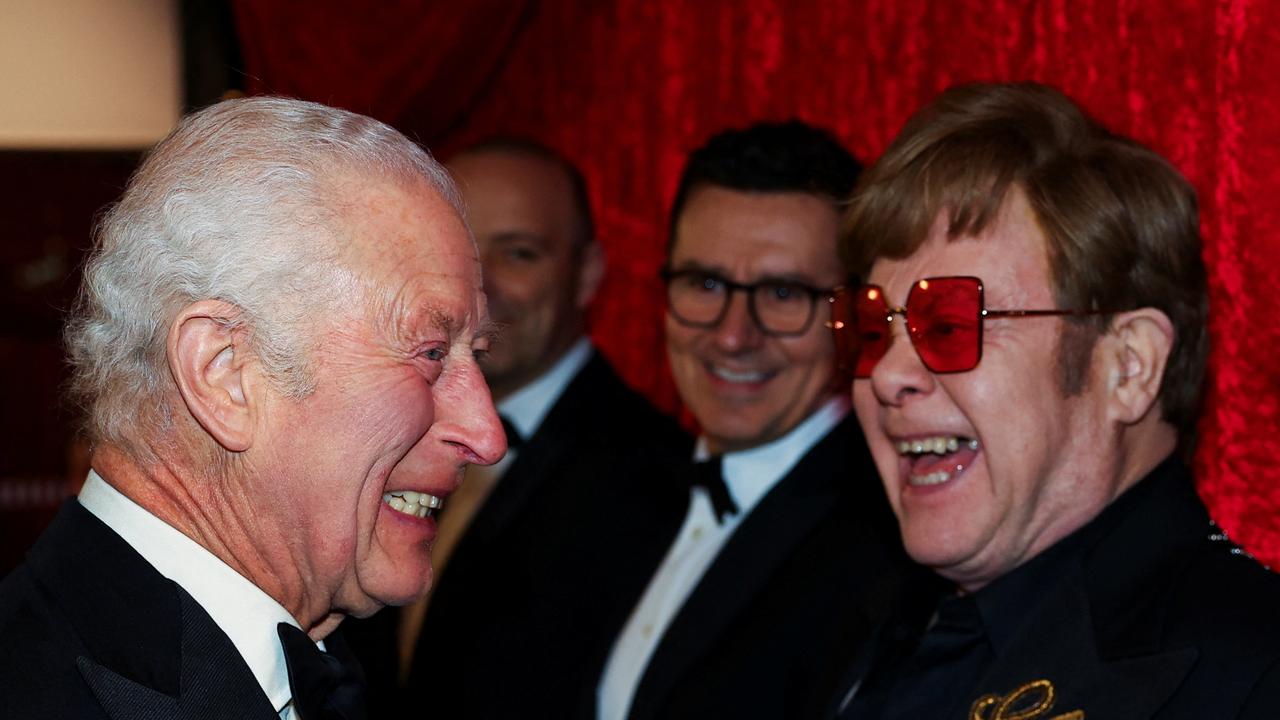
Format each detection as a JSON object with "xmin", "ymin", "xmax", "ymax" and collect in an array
[{"xmin": 65, "ymin": 96, "xmax": 460, "ymax": 460}]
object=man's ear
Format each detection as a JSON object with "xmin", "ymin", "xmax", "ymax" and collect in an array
[
  {"xmin": 575, "ymin": 241, "xmax": 605, "ymax": 310},
  {"xmin": 1102, "ymin": 307, "xmax": 1175, "ymax": 426},
  {"xmin": 167, "ymin": 300, "xmax": 256, "ymax": 452}
]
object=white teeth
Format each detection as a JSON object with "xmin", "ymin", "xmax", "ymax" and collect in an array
[
  {"xmin": 910, "ymin": 470, "xmax": 951, "ymax": 486},
  {"xmin": 711, "ymin": 366, "xmax": 768, "ymax": 383},
  {"xmin": 382, "ymin": 491, "xmax": 444, "ymax": 518},
  {"xmin": 895, "ymin": 435, "xmax": 978, "ymax": 456}
]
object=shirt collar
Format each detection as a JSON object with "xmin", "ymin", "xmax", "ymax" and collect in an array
[
  {"xmin": 694, "ymin": 395, "xmax": 850, "ymax": 517},
  {"xmin": 499, "ymin": 337, "xmax": 593, "ymax": 442},
  {"xmin": 78, "ymin": 470, "xmax": 301, "ymax": 714}
]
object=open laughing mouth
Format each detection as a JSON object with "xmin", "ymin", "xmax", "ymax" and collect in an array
[
  {"xmin": 895, "ymin": 435, "xmax": 981, "ymax": 487},
  {"xmin": 381, "ymin": 490, "xmax": 444, "ymax": 519}
]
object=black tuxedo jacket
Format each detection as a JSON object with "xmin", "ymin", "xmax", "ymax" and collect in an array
[
  {"xmin": 833, "ymin": 458, "xmax": 1280, "ymax": 719},
  {"xmin": 620, "ymin": 413, "xmax": 941, "ymax": 720},
  {"xmin": 0, "ymin": 500, "xmax": 279, "ymax": 720},
  {"xmin": 349, "ymin": 352, "xmax": 692, "ymax": 718}
]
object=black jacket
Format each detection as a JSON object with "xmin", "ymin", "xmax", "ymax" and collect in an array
[
  {"xmin": 621, "ymin": 413, "xmax": 939, "ymax": 720},
  {"xmin": 834, "ymin": 457, "xmax": 1280, "ymax": 719},
  {"xmin": 0, "ymin": 501, "xmax": 280, "ymax": 720}
]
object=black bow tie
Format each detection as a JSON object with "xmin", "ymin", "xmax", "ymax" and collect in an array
[
  {"xmin": 690, "ymin": 456, "xmax": 738, "ymax": 524},
  {"xmin": 277, "ymin": 623, "xmax": 367, "ymax": 720},
  {"xmin": 500, "ymin": 414, "xmax": 524, "ymax": 450}
]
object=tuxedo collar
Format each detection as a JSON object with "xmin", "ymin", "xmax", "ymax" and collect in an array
[
  {"xmin": 632, "ymin": 414, "xmax": 870, "ymax": 718},
  {"xmin": 25, "ymin": 501, "xmax": 278, "ymax": 719},
  {"xmin": 26, "ymin": 501, "xmax": 185, "ymax": 696},
  {"xmin": 694, "ymin": 395, "xmax": 850, "ymax": 521},
  {"xmin": 79, "ymin": 471, "xmax": 298, "ymax": 712}
]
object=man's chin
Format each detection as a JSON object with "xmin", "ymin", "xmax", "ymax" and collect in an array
[{"xmin": 344, "ymin": 569, "xmax": 434, "ymax": 617}]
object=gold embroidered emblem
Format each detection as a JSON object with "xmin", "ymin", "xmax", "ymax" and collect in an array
[{"xmin": 969, "ymin": 679, "xmax": 1085, "ymax": 720}]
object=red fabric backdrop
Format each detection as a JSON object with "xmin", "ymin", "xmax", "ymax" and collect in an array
[{"xmin": 235, "ymin": 0, "xmax": 1280, "ymax": 566}]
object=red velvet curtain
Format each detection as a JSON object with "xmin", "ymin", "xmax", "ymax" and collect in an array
[{"xmin": 235, "ymin": 0, "xmax": 1280, "ymax": 566}]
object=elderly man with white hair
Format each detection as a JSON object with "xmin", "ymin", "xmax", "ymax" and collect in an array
[{"xmin": 0, "ymin": 97, "xmax": 506, "ymax": 719}]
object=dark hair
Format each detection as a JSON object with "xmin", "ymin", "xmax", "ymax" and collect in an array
[
  {"xmin": 452, "ymin": 136, "xmax": 594, "ymax": 247},
  {"xmin": 842, "ymin": 81, "xmax": 1208, "ymax": 447},
  {"xmin": 668, "ymin": 120, "xmax": 862, "ymax": 250}
]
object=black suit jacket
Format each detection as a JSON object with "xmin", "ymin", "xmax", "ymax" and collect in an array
[
  {"xmin": 0, "ymin": 501, "xmax": 279, "ymax": 720},
  {"xmin": 349, "ymin": 351, "xmax": 692, "ymax": 718},
  {"xmin": 619, "ymin": 413, "xmax": 939, "ymax": 720},
  {"xmin": 834, "ymin": 458, "xmax": 1280, "ymax": 719}
]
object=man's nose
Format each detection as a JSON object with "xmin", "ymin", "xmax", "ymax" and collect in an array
[
  {"xmin": 711, "ymin": 290, "xmax": 763, "ymax": 352},
  {"xmin": 442, "ymin": 361, "xmax": 508, "ymax": 466},
  {"xmin": 869, "ymin": 317, "xmax": 936, "ymax": 406}
]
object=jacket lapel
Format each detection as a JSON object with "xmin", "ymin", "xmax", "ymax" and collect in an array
[
  {"xmin": 630, "ymin": 418, "xmax": 862, "ymax": 719},
  {"xmin": 79, "ymin": 591, "xmax": 279, "ymax": 720},
  {"xmin": 28, "ymin": 502, "xmax": 277, "ymax": 720},
  {"xmin": 970, "ymin": 573, "xmax": 1197, "ymax": 720},
  {"xmin": 964, "ymin": 461, "xmax": 1210, "ymax": 720}
]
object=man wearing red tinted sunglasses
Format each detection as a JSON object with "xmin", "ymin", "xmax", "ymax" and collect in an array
[{"xmin": 828, "ymin": 83, "xmax": 1280, "ymax": 719}]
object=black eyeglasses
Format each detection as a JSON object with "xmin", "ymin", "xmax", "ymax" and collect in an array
[{"xmin": 661, "ymin": 268, "xmax": 841, "ymax": 337}]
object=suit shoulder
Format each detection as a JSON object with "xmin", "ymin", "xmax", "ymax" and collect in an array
[
  {"xmin": 561, "ymin": 355, "xmax": 691, "ymax": 455},
  {"xmin": 1166, "ymin": 539, "xmax": 1280, "ymax": 657},
  {"xmin": 0, "ymin": 566, "xmax": 107, "ymax": 717}
]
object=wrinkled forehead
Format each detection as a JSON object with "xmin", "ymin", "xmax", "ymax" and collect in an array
[{"xmin": 334, "ymin": 177, "xmax": 485, "ymax": 326}]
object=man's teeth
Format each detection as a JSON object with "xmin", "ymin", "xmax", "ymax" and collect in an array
[
  {"xmin": 895, "ymin": 436, "xmax": 979, "ymax": 456},
  {"xmin": 911, "ymin": 470, "xmax": 953, "ymax": 486},
  {"xmin": 382, "ymin": 490, "xmax": 444, "ymax": 519},
  {"xmin": 894, "ymin": 435, "xmax": 979, "ymax": 487},
  {"xmin": 711, "ymin": 366, "xmax": 768, "ymax": 383}
]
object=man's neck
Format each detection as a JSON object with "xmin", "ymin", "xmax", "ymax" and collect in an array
[{"xmin": 90, "ymin": 443, "xmax": 323, "ymax": 633}]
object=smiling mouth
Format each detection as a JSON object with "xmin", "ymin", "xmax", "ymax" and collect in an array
[
  {"xmin": 382, "ymin": 490, "xmax": 444, "ymax": 519},
  {"xmin": 708, "ymin": 363, "xmax": 773, "ymax": 384},
  {"xmin": 895, "ymin": 435, "xmax": 980, "ymax": 487}
]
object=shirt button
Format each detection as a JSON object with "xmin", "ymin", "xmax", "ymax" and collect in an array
[
  {"xmin": 692, "ymin": 527, "xmax": 704, "ymax": 540},
  {"xmin": 642, "ymin": 624, "xmax": 654, "ymax": 638}
]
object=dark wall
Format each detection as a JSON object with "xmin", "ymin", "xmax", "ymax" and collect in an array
[{"xmin": 0, "ymin": 151, "xmax": 138, "ymax": 574}]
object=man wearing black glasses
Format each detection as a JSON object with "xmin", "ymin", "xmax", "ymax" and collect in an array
[
  {"xmin": 830, "ymin": 82, "xmax": 1280, "ymax": 719},
  {"xmin": 598, "ymin": 121, "xmax": 939, "ymax": 720}
]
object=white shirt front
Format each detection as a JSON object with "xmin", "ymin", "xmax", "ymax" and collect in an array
[
  {"xmin": 78, "ymin": 470, "xmax": 306, "ymax": 718},
  {"xmin": 597, "ymin": 396, "xmax": 850, "ymax": 720}
]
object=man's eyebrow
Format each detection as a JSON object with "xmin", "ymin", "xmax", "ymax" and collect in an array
[
  {"xmin": 389, "ymin": 299, "xmax": 458, "ymax": 340},
  {"xmin": 475, "ymin": 317, "xmax": 502, "ymax": 346},
  {"xmin": 423, "ymin": 305, "xmax": 458, "ymax": 333}
]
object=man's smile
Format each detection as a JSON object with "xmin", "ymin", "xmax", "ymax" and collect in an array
[
  {"xmin": 381, "ymin": 490, "xmax": 444, "ymax": 519},
  {"xmin": 893, "ymin": 433, "xmax": 981, "ymax": 488}
]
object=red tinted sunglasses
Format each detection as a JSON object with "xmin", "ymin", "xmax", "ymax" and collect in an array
[{"xmin": 831, "ymin": 276, "xmax": 1107, "ymax": 377}]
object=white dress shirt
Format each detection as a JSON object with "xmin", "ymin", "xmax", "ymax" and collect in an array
[
  {"xmin": 597, "ymin": 396, "xmax": 850, "ymax": 720},
  {"xmin": 79, "ymin": 470, "xmax": 308, "ymax": 718}
]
